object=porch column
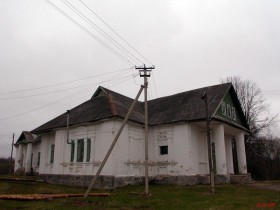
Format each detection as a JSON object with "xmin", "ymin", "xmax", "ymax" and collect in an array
[
  {"xmin": 17, "ymin": 144, "xmax": 23, "ymax": 167},
  {"xmin": 225, "ymin": 136, "xmax": 234, "ymax": 174},
  {"xmin": 213, "ymin": 124, "xmax": 227, "ymax": 175},
  {"xmin": 235, "ymin": 131, "xmax": 247, "ymax": 174},
  {"xmin": 14, "ymin": 146, "xmax": 20, "ymax": 171},
  {"xmin": 25, "ymin": 143, "xmax": 33, "ymax": 173}
]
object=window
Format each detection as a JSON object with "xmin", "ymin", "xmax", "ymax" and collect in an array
[
  {"xmin": 232, "ymin": 107, "xmax": 236, "ymax": 120},
  {"xmin": 70, "ymin": 141, "xmax": 75, "ymax": 162},
  {"xmin": 227, "ymin": 104, "xmax": 231, "ymax": 118},
  {"xmin": 159, "ymin": 145, "xmax": 168, "ymax": 155},
  {"xmin": 221, "ymin": 102, "xmax": 226, "ymax": 116},
  {"xmin": 86, "ymin": 139, "xmax": 91, "ymax": 162},
  {"xmin": 76, "ymin": 139, "xmax": 84, "ymax": 162},
  {"xmin": 50, "ymin": 144, "xmax": 55, "ymax": 164},
  {"xmin": 37, "ymin": 152, "xmax": 40, "ymax": 167}
]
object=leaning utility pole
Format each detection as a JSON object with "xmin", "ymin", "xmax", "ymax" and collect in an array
[
  {"xmin": 202, "ymin": 91, "xmax": 215, "ymax": 194},
  {"xmin": 84, "ymin": 85, "xmax": 144, "ymax": 197},
  {"xmin": 135, "ymin": 64, "xmax": 155, "ymax": 196}
]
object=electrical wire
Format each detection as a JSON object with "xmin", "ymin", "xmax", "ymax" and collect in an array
[
  {"xmin": 0, "ymin": 73, "xmax": 135, "ymax": 101},
  {"xmin": 0, "ymin": 74, "xmax": 137, "ymax": 121},
  {"xmin": 108, "ymin": 74, "xmax": 138, "ymax": 88},
  {"xmin": 61, "ymin": 0, "xmax": 144, "ymax": 66},
  {"xmin": 151, "ymin": 72, "xmax": 158, "ymax": 98},
  {"xmin": 78, "ymin": 0, "xmax": 154, "ymax": 66},
  {"xmin": 0, "ymin": 67, "xmax": 133, "ymax": 96},
  {"xmin": 44, "ymin": 0, "xmax": 135, "ymax": 66}
]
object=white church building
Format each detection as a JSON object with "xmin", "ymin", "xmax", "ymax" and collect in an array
[{"xmin": 14, "ymin": 83, "xmax": 250, "ymax": 188}]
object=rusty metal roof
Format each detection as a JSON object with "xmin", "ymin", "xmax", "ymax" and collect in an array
[{"xmin": 32, "ymin": 83, "xmax": 248, "ymax": 134}]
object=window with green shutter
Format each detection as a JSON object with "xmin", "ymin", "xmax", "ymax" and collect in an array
[
  {"xmin": 50, "ymin": 144, "xmax": 55, "ymax": 163},
  {"xmin": 76, "ymin": 139, "xmax": 84, "ymax": 162},
  {"xmin": 70, "ymin": 141, "xmax": 75, "ymax": 162},
  {"xmin": 86, "ymin": 139, "xmax": 91, "ymax": 162}
]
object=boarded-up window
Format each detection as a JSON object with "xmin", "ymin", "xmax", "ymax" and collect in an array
[
  {"xmin": 86, "ymin": 139, "xmax": 91, "ymax": 162},
  {"xmin": 50, "ymin": 144, "xmax": 55, "ymax": 164},
  {"xmin": 159, "ymin": 145, "xmax": 168, "ymax": 155},
  {"xmin": 70, "ymin": 141, "xmax": 75, "ymax": 162},
  {"xmin": 77, "ymin": 139, "xmax": 84, "ymax": 162}
]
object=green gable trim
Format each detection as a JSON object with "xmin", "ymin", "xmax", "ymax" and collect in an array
[{"xmin": 214, "ymin": 91, "xmax": 243, "ymax": 127}]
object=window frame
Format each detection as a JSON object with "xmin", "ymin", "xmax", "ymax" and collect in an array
[
  {"xmin": 70, "ymin": 141, "xmax": 75, "ymax": 162},
  {"xmin": 232, "ymin": 107, "xmax": 236, "ymax": 121},
  {"xmin": 86, "ymin": 138, "xmax": 91, "ymax": 162},
  {"xmin": 227, "ymin": 104, "xmax": 231, "ymax": 118},
  {"xmin": 159, "ymin": 145, "xmax": 168, "ymax": 155},
  {"xmin": 221, "ymin": 101, "xmax": 226, "ymax": 116},
  {"xmin": 76, "ymin": 139, "xmax": 84, "ymax": 162},
  {"xmin": 50, "ymin": 144, "xmax": 55, "ymax": 164}
]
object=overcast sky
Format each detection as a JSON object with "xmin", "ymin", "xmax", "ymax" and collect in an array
[{"xmin": 0, "ymin": 0, "xmax": 279, "ymax": 157}]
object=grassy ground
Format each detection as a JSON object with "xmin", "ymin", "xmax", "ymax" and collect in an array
[{"xmin": 0, "ymin": 179, "xmax": 279, "ymax": 210}]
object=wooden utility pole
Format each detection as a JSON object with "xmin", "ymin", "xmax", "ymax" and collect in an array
[
  {"xmin": 9, "ymin": 133, "xmax": 15, "ymax": 174},
  {"xmin": 135, "ymin": 64, "xmax": 155, "ymax": 196},
  {"xmin": 202, "ymin": 91, "xmax": 215, "ymax": 194}
]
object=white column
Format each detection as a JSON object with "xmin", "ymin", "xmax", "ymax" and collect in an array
[
  {"xmin": 235, "ymin": 131, "xmax": 247, "ymax": 174},
  {"xmin": 14, "ymin": 146, "xmax": 20, "ymax": 171},
  {"xmin": 25, "ymin": 143, "xmax": 33, "ymax": 173},
  {"xmin": 213, "ymin": 124, "xmax": 227, "ymax": 175},
  {"xmin": 18, "ymin": 144, "xmax": 23, "ymax": 166},
  {"xmin": 225, "ymin": 136, "xmax": 234, "ymax": 174}
]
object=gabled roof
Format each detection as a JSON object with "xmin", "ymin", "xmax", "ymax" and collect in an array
[
  {"xmin": 32, "ymin": 86, "xmax": 144, "ymax": 133},
  {"xmin": 15, "ymin": 131, "xmax": 39, "ymax": 145},
  {"xmin": 32, "ymin": 83, "xmax": 249, "ymax": 134},
  {"xmin": 148, "ymin": 83, "xmax": 231, "ymax": 125}
]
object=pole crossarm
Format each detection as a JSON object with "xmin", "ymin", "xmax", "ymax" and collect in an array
[{"xmin": 135, "ymin": 64, "xmax": 155, "ymax": 77}]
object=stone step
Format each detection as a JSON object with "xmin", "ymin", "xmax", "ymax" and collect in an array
[{"xmin": 230, "ymin": 174, "xmax": 253, "ymax": 184}]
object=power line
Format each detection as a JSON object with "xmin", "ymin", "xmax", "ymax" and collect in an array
[
  {"xmin": 78, "ymin": 0, "xmax": 154, "ymax": 66},
  {"xmin": 0, "ymin": 73, "xmax": 135, "ymax": 101},
  {"xmin": 151, "ymin": 72, "xmax": 158, "ymax": 98},
  {"xmin": 44, "ymin": 0, "xmax": 135, "ymax": 66},
  {"xmin": 0, "ymin": 74, "xmax": 137, "ymax": 121},
  {"xmin": 0, "ymin": 67, "xmax": 132, "ymax": 96},
  {"xmin": 61, "ymin": 0, "xmax": 144, "ymax": 65},
  {"xmin": 108, "ymin": 74, "xmax": 138, "ymax": 88}
]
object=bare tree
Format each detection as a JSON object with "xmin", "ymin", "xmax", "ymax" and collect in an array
[
  {"xmin": 221, "ymin": 76, "xmax": 278, "ymax": 139},
  {"xmin": 221, "ymin": 76, "xmax": 279, "ymax": 180}
]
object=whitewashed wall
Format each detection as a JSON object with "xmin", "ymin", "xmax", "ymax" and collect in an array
[
  {"xmin": 36, "ymin": 120, "xmax": 211, "ymax": 177},
  {"xmin": 14, "ymin": 117, "xmax": 247, "ymax": 179}
]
